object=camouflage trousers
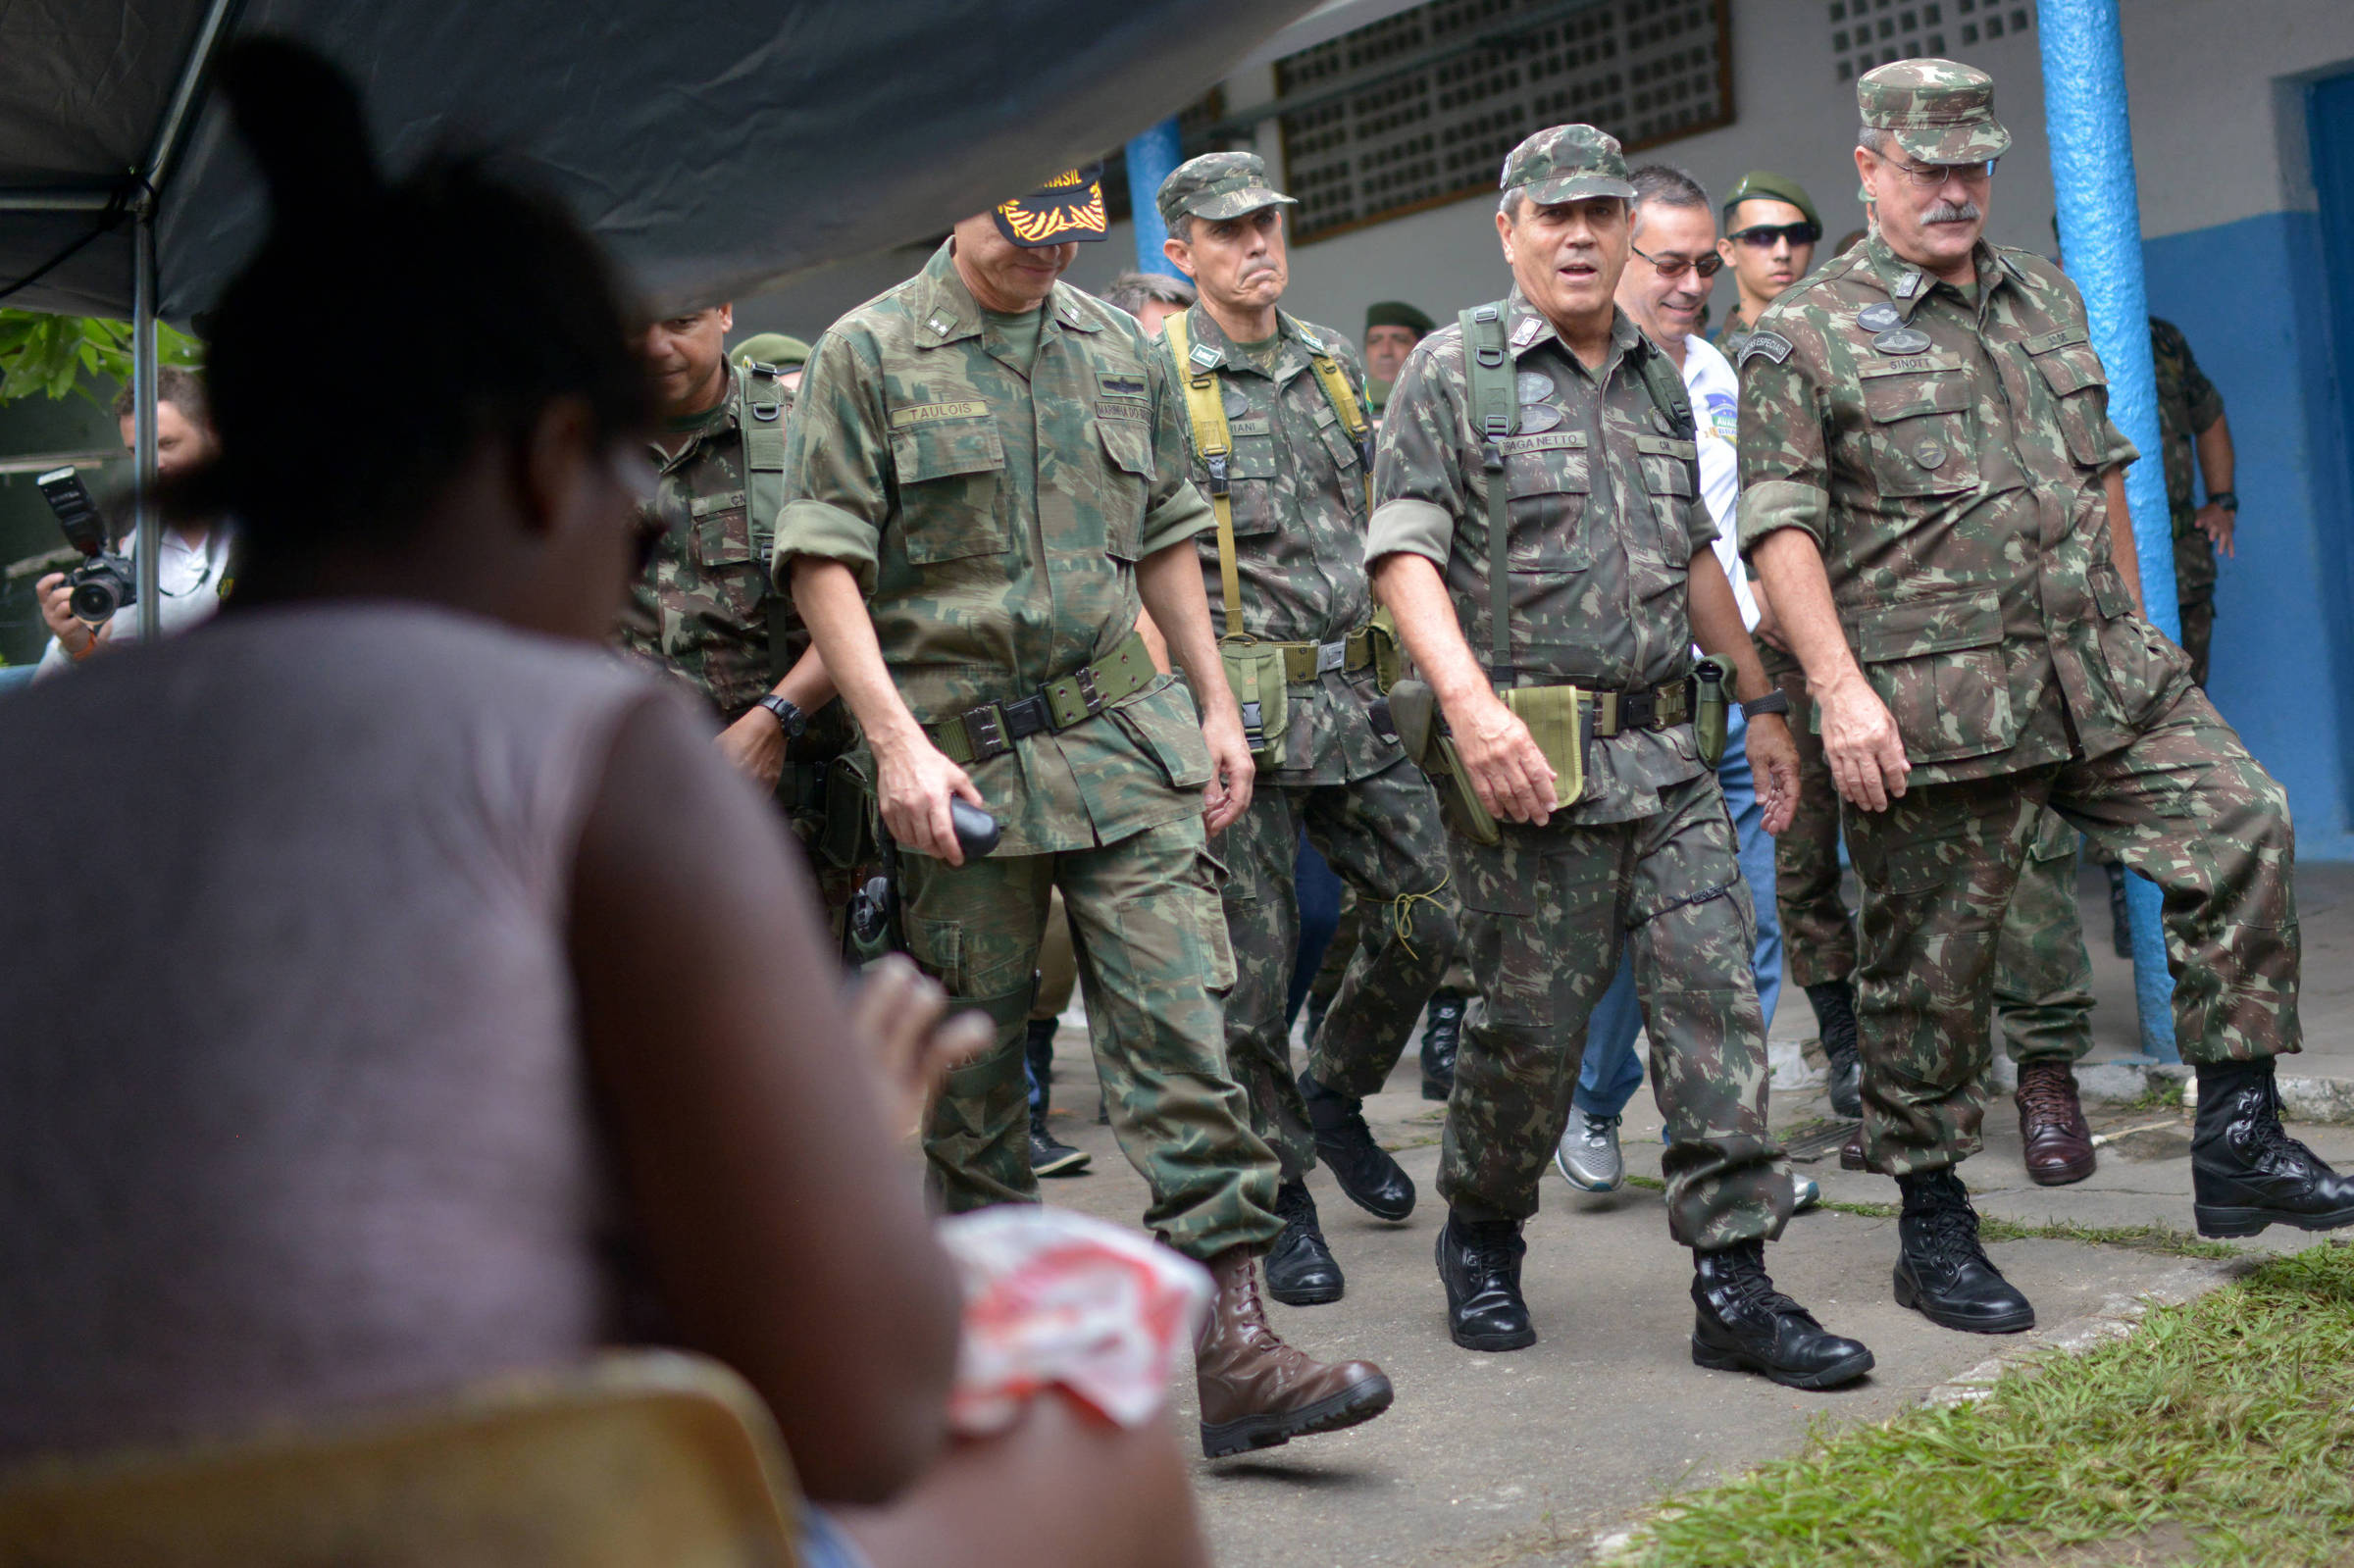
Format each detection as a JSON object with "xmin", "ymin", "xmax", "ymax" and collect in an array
[
  {"xmin": 1309, "ymin": 885, "xmax": 1477, "ymax": 1016},
  {"xmin": 902, "ymin": 814, "xmax": 1284, "ymax": 1262},
  {"xmin": 2177, "ymin": 596, "xmax": 2215, "ymax": 689},
  {"xmin": 1994, "ymin": 808, "xmax": 2096, "ymax": 1067},
  {"xmin": 1220, "ymin": 757, "xmax": 1459, "ymax": 1181},
  {"xmin": 1766, "ymin": 655, "xmax": 1859, "ymax": 990},
  {"xmin": 1845, "ymin": 685, "xmax": 2296, "ymax": 1174},
  {"xmin": 1440, "ymin": 772, "xmax": 1793, "ymax": 1249}
]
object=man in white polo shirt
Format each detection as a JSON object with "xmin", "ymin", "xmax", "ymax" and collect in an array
[{"xmin": 1552, "ymin": 165, "xmax": 1808, "ymax": 1205}]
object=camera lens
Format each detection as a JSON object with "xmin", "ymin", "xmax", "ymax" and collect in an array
[{"xmin": 68, "ymin": 574, "xmax": 120, "ymax": 624}]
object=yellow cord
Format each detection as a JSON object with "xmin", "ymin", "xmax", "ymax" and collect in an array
[{"xmin": 1383, "ymin": 870, "xmax": 1452, "ymax": 960}]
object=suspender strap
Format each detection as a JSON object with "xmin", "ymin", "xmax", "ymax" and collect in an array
[
  {"xmin": 1160, "ymin": 311, "xmax": 1246, "ymax": 634},
  {"xmin": 1303, "ymin": 337, "xmax": 1373, "ymax": 511},
  {"xmin": 1460, "ymin": 304, "xmax": 1516, "ymax": 688},
  {"xmin": 737, "ymin": 360, "xmax": 794, "ymax": 683}
]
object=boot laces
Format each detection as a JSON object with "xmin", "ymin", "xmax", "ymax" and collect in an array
[
  {"xmin": 1458, "ymin": 1223, "xmax": 1520, "ymax": 1290},
  {"xmin": 1711, "ymin": 1250, "xmax": 1804, "ymax": 1321},
  {"xmin": 2242, "ymin": 1078, "xmax": 2325, "ymax": 1173},
  {"xmin": 1276, "ymin": 1186, "xmax": 1327, "ymax": 1242},
  {"xmin": 2016, "ymin": 1061, "xmax": 2078, "ymax": 1123}
]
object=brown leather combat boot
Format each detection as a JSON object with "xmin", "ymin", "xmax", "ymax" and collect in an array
[
  {"xmin": 2017, "ymin": 1059, "xmax": 2096, "ymax": 1186},
  {"xmin": 1194, "ymin": 1247, "xmax": 1393, "ymax": 1458}
]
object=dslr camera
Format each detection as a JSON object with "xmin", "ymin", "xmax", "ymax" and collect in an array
[{"xmin": 36, "ymin": 467, "xmax": 137, "ymax": 624}]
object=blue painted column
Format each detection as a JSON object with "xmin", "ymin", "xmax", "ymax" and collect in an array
[
  {"xmin": 1125, "ymin": 118, "xmax": 1185, "ymax": 278},
  {"xmin": 2040, "ymin": 1, "xmax": 2179, "ymax": 1061}
]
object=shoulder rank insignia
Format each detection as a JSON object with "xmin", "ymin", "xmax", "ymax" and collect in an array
[
  {"xmin": 926, "ymin": 313, "xmax": 956, "ymax": 338},
  {"xmin": 1295, "ymin": 325, "xmax": 1325, "ymax": 353},
  {"xmin": 1738, "ymin": 330, "xmax": 1794, "ymax": 366},
  {"xmin": 1893, "ymin": 270, "xmax": 1925, "ymax": 300},
  {"xmin": 1510, "ymin": 316, "xmax": 1543, "ymax": 348},
  {"xmin": 1188, "ymin": 341, "xmax": 1222, "ymax": 371}
]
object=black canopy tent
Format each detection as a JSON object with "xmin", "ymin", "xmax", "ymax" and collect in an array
[{"xmin": 0, "ymin": 0, "xmax": 1320, "ymax": 636}]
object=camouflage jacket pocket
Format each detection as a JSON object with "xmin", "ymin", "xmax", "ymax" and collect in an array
[
  {"xmin": 1106, "ymin": 675, "xmax": 1213, "ymax": 790},
  {"xmin": 1634, "ymin": 432, "xmax": 1698, "ymax": 565},
  {"xmin": 891, "ymin": 418, "xmax": 1008, "ymax": 563},
  {"xmin": 2029, "ymin": 340, "xmax": 2113, "ymax": 469},
  {"xmin": 2088, "ymin": 563, "xmax": 2190, "ymax": 729},
  {"xmin": 1095, "ymin": 418, "xmax": 1152, "ymax": 558},
  {"xmin": 1501, "ymin": 432, "xmax": 1592, "ymax": 573},
  {"xmin": 1849, "ymin": 587, "xmax": 2017, "ymax": 764},
  {"xmin": 691, "ymin": 492, "xmax": 755, "ymax": 568},
  {"xmin": 1860, "ymin": 366, "xmax": 1978, "ymax": 498}
]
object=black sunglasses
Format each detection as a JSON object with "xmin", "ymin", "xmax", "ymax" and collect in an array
[{"xmin": 1728, "ymin": 222, "xmax": 1823, "ymax": 249}]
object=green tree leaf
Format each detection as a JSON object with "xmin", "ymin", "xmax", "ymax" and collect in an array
[{"xmin": 0, "ymin": 308, "xmax": 203, "ymax": 407}]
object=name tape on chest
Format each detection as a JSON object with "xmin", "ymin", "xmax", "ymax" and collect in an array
[
  {"xmin": 2023, "ymin": 327, "xmax": 2089, "ymax": 354},
  {"xmin": 1494, "ymin": 430, "xmax": 1586, "ymax": 455},
  {"xmin": 888, "ymin": 400, "xmax": 991, "ymax": 429},
  {"xmin": 1737, "ymin": 329, "xmax": 1794, "ymax": 366},
  {"xmin": 1854, "ymin": 353, "xmax": 1963, "ymax": 379}
]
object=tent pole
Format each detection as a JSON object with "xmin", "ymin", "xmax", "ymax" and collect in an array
[
  {"xmin": 2039, "ymin": 0, "xmax": 2179, "ymax": 1062},
  {"xmin": 132, "ymin": 203, "xmax": 160, "ymax": 643}
]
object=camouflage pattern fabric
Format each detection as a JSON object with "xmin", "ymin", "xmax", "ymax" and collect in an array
[
  {"xmin": 1737, "ymin": 231, "xmax": 2150, "ymax": 789},
  {"xmin": 1369, "ymin": 292, "xmax": 1716, "ymax": 826},
  {"xmin": 1371, "ymin": 290, "xmax": 1781, "ymax": 1246},
  {"xmin": 1441, "ymin": 773, "xmax": 1792, "ymax": 1247},
  {"xmin": 1856, "ymin": 58, "xmax": 2011, "ymax": 164},
  {"xmin": 1739, "ymin": 223, "xmax": 2296, "ymax": 1173},
  {"xmin": 776, "ymin": 239, "xmax": 1282, "ymax": 1259},
  {"xmin": 1151, "ymin": 303, "xmax": 1458, "ymax": 1167},
  {"xmin": 1498, "ymin": 124, "xmax": 1636, "ymax": 203},
  {"xmin": 1307, "ymin": 888, "xmax": 1476, "ymax": 1019},
  {"xmin": 903, "ymin": 813, "xmax": 1283, "ymax": 1261},
  {"xmin": 777, "ymin": 240, "xmax": 1217, "ymax": 859},
  {"xmin": 1845, "ymin": 686, "xmax": 2294, "ymax": 1171},
  {"xmin": 1154, "ymin": 151, "xmax": 1296, "ymax": 228},
  {"xmin": 2151, "ymin": 315, "xmax": 2226, "ymax": 676},
  {"xmin": 1766, "ymin": 655, "xmax": 1858, "ymax": 989},
  {"xmin": 1709, "ymin": 298, "xmax": 1764, "ymax": 364},
  {"xmin": 1992, "ymin": 807, "xmax": 2096, "ymax": 1067},
  {"xmin": 1220, "ymin": 756, "xmax": 1458, "ymax": 1177}
]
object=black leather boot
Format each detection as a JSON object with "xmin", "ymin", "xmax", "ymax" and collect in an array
[
  {"xmin": 1300, "ymin": 1070, "xmax": 1415, "ymax": 1221},
  {"xmin": 2191, "ymin": 1059, "xmax": 2354, "ymax": 1237},
  {"xmin": 1691, "ymin": 1239, "xmax": 1875, "ymax": 1390},
  {"xmin": 1435, "ymin": 1211, "xmax": 1535, "ymax": 1351},
  {"xmin": 1893, "ymin": 1169, "xmax": 2034, "ymax": 1334},
  {"xmin": 1264, "ymin": 1180, "xmax": 1345, "ymax": 1305},
  {"xmin": 1420, "ymin": 990, "xmax": 1466, "ymax": 1101},
  {"xmin": 1806, "ymin": 980, "xmax": 1862, "ymax": 1120}
]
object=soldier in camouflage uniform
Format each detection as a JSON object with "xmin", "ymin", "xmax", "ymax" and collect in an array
[
  {"xmin": 1709, "ymin": 171, "xmax": 1820, "ymax": 364},
  {"xmin": 1743, "ymin": 61, "xmax": 2354, "ymax": 1340},
  {"xmin": 1370, "ymin": 125, "xmax": 1873, "ymax": 1389},
  {"xmin": 775, "ymin": 170, "xmax": 1393, "ymax": 1457},
  {"xmin": 621, "ymin": 304, "xmax": 858, "ymax": 918},
  {"xmin": 2148, "ymin": 317, "xmax": 2234, "ymax": 684},
  {"xmin": 1149, "ymin": 151, "xmax": 1460, "ymax": 1309}
]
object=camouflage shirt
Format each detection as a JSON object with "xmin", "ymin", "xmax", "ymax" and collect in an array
[
  {"xmin": 1709, "ymin": 298, "xmax": 1765, "ymax": 362},
  {"xmin": 774, "ymin": 240, "xmax": 1219, "ymax": 858},
  {"xmin": 1151, "ymin": 304, "xmax": 1398, "ymax": 785},
  {"xmin": 619, "ymin": 363, "xmax": 853, "ymax": 755},
  {"xmin": 1736, "ymin": 231, "xmax": 2185, "ymax": 785},
  {"xmin": 2151, "ymin": 315, "xmax": 2226, "ymax": 601},
  {"xmin": 1366, "ymin": 289, "xmax": 1715, "ymax": 826}
]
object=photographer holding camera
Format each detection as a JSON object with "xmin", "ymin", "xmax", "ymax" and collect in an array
[{"xmin": 35, "ymin": 367, "xmax": 231, "ymax": 674}]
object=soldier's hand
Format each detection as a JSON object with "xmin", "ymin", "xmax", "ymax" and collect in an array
[
  {"xmin": 1452, "ymin": 688, "xmax": 1557, "ymax": 826},
  {"xmin": 1817, "ymin": 673, "xmax": 1910, "ymax": 813},
  {"xmin": 850, "ymin": 954, "xmax": 994, "ymax": 1142},
  {"xmin": 715, "ymin": 707, "xmax": 789, "ymax": 791},
  {"xmin": 2195, "ymin": 502, "xmax": 2236, "ymax": 559},
  {"xmin": 876, "ymin": 733, "xmax": 987, "ymax": 867},
  {"xmin": 1200, "ymin": 708, "xmax": 1256, "ymax": 834},
  {"xmin": 1746, "ymin": 713, "xmax": 1802, "ymax": 835}
]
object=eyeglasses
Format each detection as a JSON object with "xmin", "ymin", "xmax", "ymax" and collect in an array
[
  {"xmin": 1873, "ymin": 151, "xmax": 1999, "ymax": 187},
  {"xmin": 1630, "ymin": 243, "xmax": 1722, "ymax": 279},
  {"xmin": 1727, "ymin": 221, "xmax": 1822, "ymax": 250}
]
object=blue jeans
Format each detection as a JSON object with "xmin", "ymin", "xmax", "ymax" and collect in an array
[{"xmin": 1574, "ymin": 706, "xmax": 1783, "ymax": 1119}]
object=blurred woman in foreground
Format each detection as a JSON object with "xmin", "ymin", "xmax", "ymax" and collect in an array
[{"xmin": 0, "ymin": 37, "xmax": 1205, "ymax": 1568}]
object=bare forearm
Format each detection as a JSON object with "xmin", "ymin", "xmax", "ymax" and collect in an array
[
  {"xmin": 1135, "ymin": 544, "xmax": 1235, "ymax": 718},
  {"xmin": 769, "ymin": 643, "xmax": 839, "ymax": 715},
  {"xmin": 1750, "ymin": 531, "xmax": 1866, "ymax": 697},
  {"xmin": 1687, "ymin": 553, "xmax": 1769, "ymax": 703},
  {"xmin": 2195, "ymin": 413, "xmax": 2233, "ymax": 493},
  {"xmin": 791, "ymin": 558, "xmax": 921, "ymax": 752},
  {"xmin": 1370, "ymin": 551, "xmax": 1488, "ymax": 710},
  {"xmin": 2103, "ymin": 469, "xmax": 2144, "ymax": 614}
]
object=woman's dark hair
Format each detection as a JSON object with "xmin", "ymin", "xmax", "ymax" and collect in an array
[{"xmin": 193, "ymin": 37, "xmax": 648, "ymax": 576}]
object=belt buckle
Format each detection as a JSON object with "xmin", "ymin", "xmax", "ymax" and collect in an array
[
  {"xmin": 965, "ymin": 704, "xmax": 1007, "ymax": 760},
  {"xmin": 1001, "ymin": 694, "xmax": 1050, "ymax": 740},
  {"xmin": 1621, "ymin": 688, "xmax": 1659, "ymax": 730},
  {"xmin": 1074, "ymin": 665, "xmax": 1103, "ymax": 717},
  {"xmin": 1315, "ymin": 639, "xmax": 1346, "ymax": 677}
]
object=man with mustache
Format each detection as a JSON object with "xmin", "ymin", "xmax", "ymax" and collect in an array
[
  {"xmin": 779, "ymin": 168, "xmax": 1394, "ymax": 1457},
  {"xmin": 1149, "ymin": 151, "xmax": 1459, "ymax": 1308},
  {"xmin": 1743, "ymin": 61, "xmax": 2352, "ymax": 1341},
  {"xmin": 1370, "ymin": 125, "xmax": 1871, "ymax": 1389}
]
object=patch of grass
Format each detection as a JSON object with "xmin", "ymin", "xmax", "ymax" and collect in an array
[
  {"xmin": 1619, "ymin": 1178, "xmax": 2237, "ymax": 1259},
  {"xmin": 1613, "ymin": 1241, "xmax": 2354, "ymax": 1567},
  {"xmin": 2120, "ymin": 1075, "xmax": 2188, "ymax": 1115}
]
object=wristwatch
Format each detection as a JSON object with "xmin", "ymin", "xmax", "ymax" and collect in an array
[
  {"xmin": 757, "ymin": 693, "xmax": 808, "ymax": 739},
  {"xmin": 1739, "ymin": 689, "xmax": 1793, "ymax": 721},
  {"xmin": 2205, "ymin": 489, "xmax": 2238, "ymax": 512}
]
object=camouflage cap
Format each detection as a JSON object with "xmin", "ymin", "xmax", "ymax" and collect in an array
[
  {"xmin": 1498, "ymin": 124, "xmax": 1635, "ymax": 205},
  {"xmin": 1858, "ymin": 58, "xmax": 2011, "ymax": 164},
  {"xmin": 1154, "ymin": 152, "xmax": 1296, "ymax": 229}
]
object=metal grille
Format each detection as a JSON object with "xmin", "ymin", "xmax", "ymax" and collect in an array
[
  {"xmin": 1275, "ymin": 0, "xmax": 1733, "ymax": 244},
  {"xmin": 1826, "ymin": 0, "xmax": 2035, "ymax": 84}
]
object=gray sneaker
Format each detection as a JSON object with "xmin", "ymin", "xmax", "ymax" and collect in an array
[{"xmin": 1554, "ymin": 1111, "xmax": 1624, "ymax": 1191}]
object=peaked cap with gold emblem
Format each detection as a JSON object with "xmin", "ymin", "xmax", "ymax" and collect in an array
[{"xmin": 992, "ymin": 165, "xmax": 1110, "ymax": 247}]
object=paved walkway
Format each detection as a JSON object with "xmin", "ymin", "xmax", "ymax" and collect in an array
[{"xmin": 1026, "ymin": 864, "xmax": 2354, "ymax": 1566}]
